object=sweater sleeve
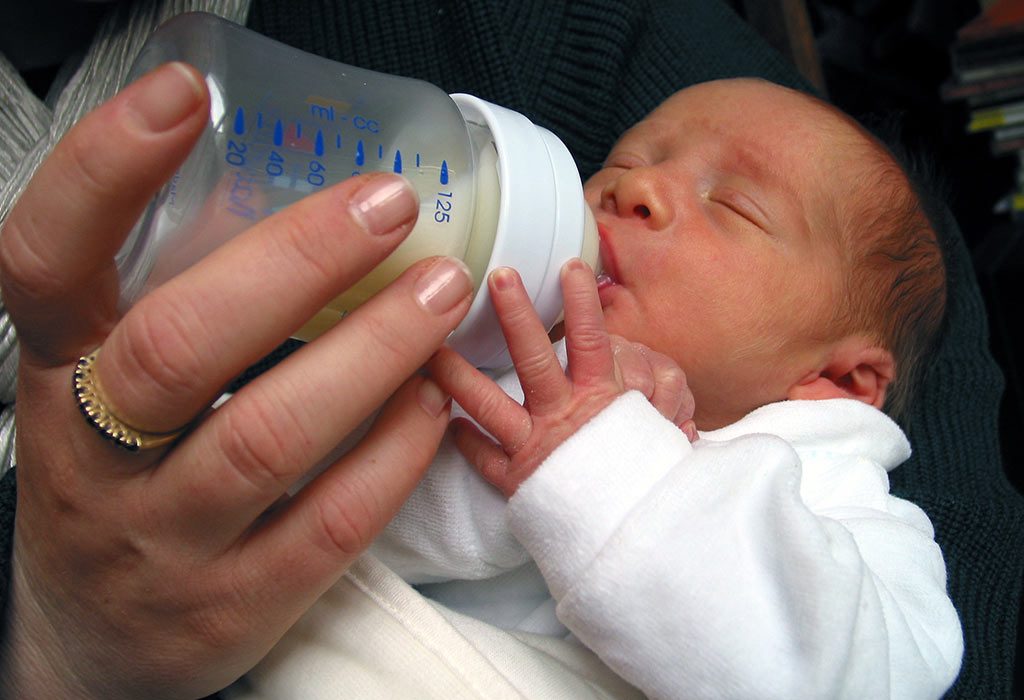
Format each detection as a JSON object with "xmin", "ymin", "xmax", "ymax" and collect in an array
[{"xmin": 507, "ymin": 392, "xmax": 964, "ymax": 700}]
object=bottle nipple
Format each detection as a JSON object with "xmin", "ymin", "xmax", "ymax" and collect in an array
[{"xmin": 580, "ymin": 205, "xmax": 602, "ymax": 276}]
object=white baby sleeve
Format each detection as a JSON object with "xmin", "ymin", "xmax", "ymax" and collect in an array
[{"xmin": 507, "ymin": 393, "xmax": 963, "ymax": 700}]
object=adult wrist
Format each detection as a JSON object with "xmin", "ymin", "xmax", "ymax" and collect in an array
[{"xmin": 0, "ymin": 553, "xmax": 103, "ymax": 700}]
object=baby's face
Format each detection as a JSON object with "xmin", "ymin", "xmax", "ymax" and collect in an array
[{"xmin": 584, "ymin": 79, "xmax": 858, "ymax": 429}]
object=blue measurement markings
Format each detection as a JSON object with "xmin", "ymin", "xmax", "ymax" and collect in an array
[{"xmin": 237, "ymin": 104, "xmax": 447, "ymax": 187}]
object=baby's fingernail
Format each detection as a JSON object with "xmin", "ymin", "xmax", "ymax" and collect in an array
[
  {"xmin": 561, "ymin": 258, "xmax": 589, "ymax": 275},
  {"xmin": 415, "ymin": 257, "xmax": 473, "ymax": 314},
  {"xmin": 681, "ymin": 420, "xmax": 698, "ymax": 443},
  {"xmin": 127, "ymin": 62, "xmax": 205, "ymax": 133},
  {"xmin": 349, "ymin": 175, "xmax": 418, "ymax": 236},
  {"xmin": 418, "ymin": 377, "xmax": 450, "ymax": 417},
  {"xmin": 489, "ymin": 266, "xmax": 518, "ymax": 291}
]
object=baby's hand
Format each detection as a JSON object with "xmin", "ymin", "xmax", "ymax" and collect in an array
[
  {"xmin": 429, "ymin": 260, "xmax": 696, "ymax": 498},
  {"xmin": 608, "ymin": 335, "xmax": 697, "ymax": 440}
]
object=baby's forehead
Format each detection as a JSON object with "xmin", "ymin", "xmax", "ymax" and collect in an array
[
  {"xmin": 658, "ymin": 78, "xmax": 821, "ymax": 116},
  {"xmin": 640, "ymin": 79, "xmax": 866, "ymax": 158}
]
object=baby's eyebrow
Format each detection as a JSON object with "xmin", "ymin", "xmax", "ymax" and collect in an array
[
  {"xmin": 722, "ymin": 139, "xmax": 811, "ymax": 241},
  {"xmin": 726, "ymin": 139, "xmax": 800, "ymax": 202},
  {"xmin": 729, "ymin": 141, "xmax": 782, "ymax": 184}
]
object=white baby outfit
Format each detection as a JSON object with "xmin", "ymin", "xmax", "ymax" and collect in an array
[{"xmin": 229, "ymin": 344, "xmax": 964, "ymax": 700}]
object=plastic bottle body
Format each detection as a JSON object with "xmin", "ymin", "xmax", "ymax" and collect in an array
[
  {"xmin": 119, "ymin": 13, "xmax": 597, "ymax": 368},
  {"xmin": 119, "ymin": 12, "xmax": 484, "ymax": 304}
]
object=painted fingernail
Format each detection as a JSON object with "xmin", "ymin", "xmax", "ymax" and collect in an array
[
  {"xmin": 418, "ymin": 377, "xmax": 450, "ymax": 417},
  {"xmin": 489, "ymin": 266, "xmax": 518, "ymax": 291},
  {"xmin": 349, "ymin": 176, "xmax": 418, "ymax": 236},
  {"xmin": 415, "ymin": 257, "xmax": 473, "ymax": 314},
  {"xmin": 127, "ymin": 62, "xmax": 204, "ymax": 133}
]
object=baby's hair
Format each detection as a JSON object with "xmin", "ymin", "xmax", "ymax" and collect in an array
[{"xmin": 822, "ymin": 106, "xmax": 948, "ymax": 426}]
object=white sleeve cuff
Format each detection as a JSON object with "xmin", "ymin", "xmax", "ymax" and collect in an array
[{"xmin": 507, "ymin": 391, "xmax": 691, "ymax": 599}]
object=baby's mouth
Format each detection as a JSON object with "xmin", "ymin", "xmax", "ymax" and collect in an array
[{"xmin": 596, "ymin": 272, "xmax": 618, "ymax": 289}]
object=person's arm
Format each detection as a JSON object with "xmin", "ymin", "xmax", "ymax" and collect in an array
[
  {"xmin": 432, "ymin": 267, "xmax": 962, "ymax": 699},
  {"xmin": 0, "ymin": 62, "xmax": 472, "ymax": 699},
  {"xmin": 507, "ymin": 395, "xmax": 963, "ymax": 699}
]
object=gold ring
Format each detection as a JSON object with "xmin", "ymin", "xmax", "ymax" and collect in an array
[{"xmin": 73, "ymin": 348, "xmax": 187, "ymax": 452}]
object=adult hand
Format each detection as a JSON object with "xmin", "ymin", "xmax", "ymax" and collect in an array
[
  {"xmin": 0, "ymin": 62, "xmax": 472, "ymax": 699},
  {"xmin": 429, "ymin": 261, "xmax": 695, "ymax": 498}
]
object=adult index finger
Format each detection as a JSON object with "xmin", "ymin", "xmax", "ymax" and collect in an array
[
  {"xmin": 0, "ymin": 62, "xmax": 208, "ymax": 365},
  {"xmin": 94, "ymin": 173, "xmax": 420, "ymax": 436},
  {"xmin": 152, "ymin": 255, "xmax": 472, "ymax": 544}
]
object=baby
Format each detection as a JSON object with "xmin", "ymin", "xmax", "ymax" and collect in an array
[{"xmin": 230, "ymin": 79, "xmax": 962, "ymax": 700}]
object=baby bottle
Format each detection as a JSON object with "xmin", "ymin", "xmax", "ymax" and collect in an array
[{"xmin": 117, "ymin": 12, "xmax": 598, "ymax": 369}]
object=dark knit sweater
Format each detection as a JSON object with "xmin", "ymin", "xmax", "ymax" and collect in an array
[{"xmin": 1, "ymin": 1, "xmax": 1021, "ymax": 698}]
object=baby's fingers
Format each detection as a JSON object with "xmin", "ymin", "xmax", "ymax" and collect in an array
[
  {"xmin": 489, "ymin": 267, "xmax": 570, "ymax": 412},
  {"xmin": 450, "ymin": 418, "xmax": 518, "ymax": 498},
  {"xmin": 610, "ymin": 336, "xmax": 655, "ymax": 398},
  {"xmin": 428, "ymin": 347, "xmax": 531, "ymax": 451},
  {"xmin": 640, "ymin": 344, "xmax": 696, "ymax": 429},
  {"xmin": 561, "ymin": 259, "xmax": 614, "ymax": 385}
]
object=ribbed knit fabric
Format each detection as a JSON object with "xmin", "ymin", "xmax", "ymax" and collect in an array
[
  {"xmin": 0, "ymin": 2, "xmax": 1018, "ymax": 698},
  {"xmin": 0, "ymin": 467, "xmax": 13, "ymax": 624},
  {"xmin": 247, "ymin": 0, "xmax": 802, "ymax": 180},
  {"xmin": 893, "ymin": 211, "xmax": 1024, "ymax": 699}
]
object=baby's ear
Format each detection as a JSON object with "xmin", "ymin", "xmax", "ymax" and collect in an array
[{"xmin": 786, "ymin": 339, "xmax": 895, "ymax": 409}]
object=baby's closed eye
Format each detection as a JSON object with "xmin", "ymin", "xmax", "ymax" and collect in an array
[{"xmin": 708, "ymin": 187, "xmax": 770, "ymax": 231}]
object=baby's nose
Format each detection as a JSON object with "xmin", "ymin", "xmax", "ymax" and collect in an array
[
  {"xmin": 600, "ymin": 169, "xmax": 669, "ymax": 228},
  {"xmin": 601, "ymin": 185, "xmax": 651, "ymax": 219}
]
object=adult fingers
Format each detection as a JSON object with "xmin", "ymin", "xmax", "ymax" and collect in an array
[
  {"xmin": 560, "ymin": 259, "xmax": 614, "ymax": 386},
  {"xmin": 94, "ymin": 173, "xmax": 420, "ymax": 435},
  {"xmin": 489, "ymin": 267, "xmax": 570, "ymax": 413},
  {"xmin": 153, "ymin": 256, "xmax": 472, "ymax": 543},
  {"xmin": 0, "ymin": 62, "xmax": 208, "ymax": 365},
  {"xmin": 231, "ymin": 374, "xmax": 453, "ymax": 604},
  {"xmin": 427, "ymin": 346, "xmax": 532, "ymax": 450}
]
